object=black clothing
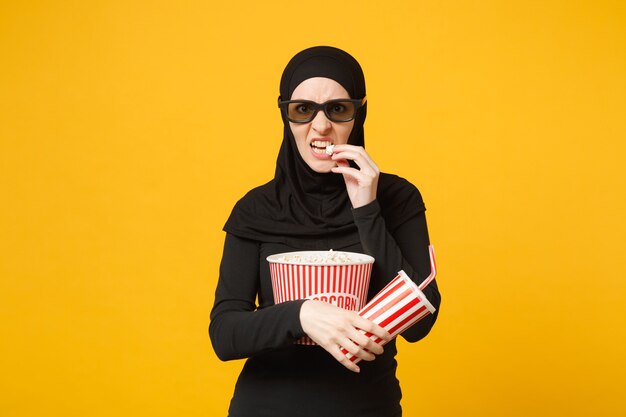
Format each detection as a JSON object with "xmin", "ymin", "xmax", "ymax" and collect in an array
[
  {"xmin": 210, "ymin": 183, "xmax": 441, "ymax": 417},
  {"xmin": 210, "ymin": 46, "xmax": 441, "ymax": 417}
]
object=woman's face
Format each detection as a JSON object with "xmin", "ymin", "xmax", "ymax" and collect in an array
[{"xmin": 289, "ymin": 77, "xmax": 355, "ymax": 173}]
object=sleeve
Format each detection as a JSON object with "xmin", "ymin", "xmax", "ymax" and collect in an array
[
  {"xmin": 209, "ymin": 233, "xmax": 307, "ymax": 361},
  {"xmin": 352, "ymin": 199, "xmax": 441, "ymax": 343}
]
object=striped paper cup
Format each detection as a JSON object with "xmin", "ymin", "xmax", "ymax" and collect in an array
[
  {"xmin": 343, "ymin": 245, "xmax": 437, "ymax": 363},
  {"xmin": 267, "ymin": 251, "xmax": 375, "ymax": 345}
]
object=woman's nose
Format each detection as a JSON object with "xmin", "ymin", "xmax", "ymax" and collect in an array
[{"xmin": 311, "ymin": 110, "xmax": 332, "ymax": 134}]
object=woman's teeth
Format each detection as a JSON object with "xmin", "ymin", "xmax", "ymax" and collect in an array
[{"xmin": 311, "ymin": 140, "xmax": 332, "ymax": 154}]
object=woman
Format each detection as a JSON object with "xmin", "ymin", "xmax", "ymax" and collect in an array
[{"xmin": 209, "ymin": 46, "xmax": 441, "ymax": 417}]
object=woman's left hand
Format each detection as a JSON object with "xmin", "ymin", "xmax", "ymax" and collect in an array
[{"xmin": 331, "ymin": 144, "xmax": 380, "ymax": 209}]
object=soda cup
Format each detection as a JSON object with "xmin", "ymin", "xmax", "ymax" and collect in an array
[{"xmin": 343, "ymin": 245, "xmax": 437, "ymax": 362}]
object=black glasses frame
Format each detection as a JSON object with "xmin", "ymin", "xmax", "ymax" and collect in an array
[{"xmin": 277, "ymin": 96, "xmax": 367, "ymax": 123}]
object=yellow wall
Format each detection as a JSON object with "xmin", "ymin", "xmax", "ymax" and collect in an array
[{"xmin": 1, "ymin": 1, "xmax": 625, "ymax": 416}]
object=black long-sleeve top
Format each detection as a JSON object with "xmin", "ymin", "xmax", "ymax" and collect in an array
[{"xmin": 210, "ymin": 191, "xmax": 441, "ymax": 417}]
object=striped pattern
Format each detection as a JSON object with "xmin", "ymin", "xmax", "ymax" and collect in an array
[
  {"xmin": 418, "ymin": 245, "xmax": 437, "ymax": 291},
  {"xmin": 342, "ymin": 245, "xmax": 438, "ymax": 363},
  {"xmin": 268, "ymin": 262, "xmax": 372, "ymax": 345}
]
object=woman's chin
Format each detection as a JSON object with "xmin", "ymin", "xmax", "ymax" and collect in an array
[{"xmin": 306, "ymin": 160, "xmax": 336, "ymax": 174}]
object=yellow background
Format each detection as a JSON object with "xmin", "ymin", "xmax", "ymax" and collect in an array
[{"xmin": 1, "ymin": 1, "xmax": 625, "ymax": 416}]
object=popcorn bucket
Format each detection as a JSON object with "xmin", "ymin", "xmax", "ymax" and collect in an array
[
  {"xmin": 343, "ymin": 245, "xmax": 438, "ymax": 363},
  {"xmin": 267, "ymin": 251, "xmax": 375, "ymax": 345}
]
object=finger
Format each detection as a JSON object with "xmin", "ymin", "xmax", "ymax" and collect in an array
[
  {"xmin": 330, "ymin": 165, "xmax": 365, "ymax": 182},
  {"xmin": 331, "ymin": 150, "xmax": 376, "ymax": 174},
  {"xmin": 331, "ymin": 144, "xmax": 367, "ymax": 155},
  {"xmin": 339, "ymin": 337, "xmax": 376, "ymax": 362},
  {"xmin": 351, "ymin": 146, "xmax": 379, "ymax": 172},
  {"xmin": 353, "ymin": 316, "xmax": 392, "ymax": 342},
  {"xmin": 332, "ymin": 154, "xmax": 378, "ymax": 184},
  {"xmin": 330, "ymin": 147, "xmax": 368, "ymax": 163},
  {"xmin": 348, "ymin": 330, "xmax": 384, "ymax": 355},
  {"xmin": 327, "ymin": 344, "xmax": 361, "ymax": 373},
  {"xmin": 332, "ymin": 145, "xmax": 379, "ymax": 173}
]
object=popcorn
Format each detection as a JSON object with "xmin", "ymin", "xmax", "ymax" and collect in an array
[
  {"xmin": 325, "ymin": 144, "xmax": 334, "ymax": 155},
  {"xmin": 276, "ymin": 250, "xmax": 360, "ymax": 265}
]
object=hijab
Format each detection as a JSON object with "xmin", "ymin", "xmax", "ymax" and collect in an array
[{"xmin": 223, "ymin": 46, "xmax": 424, "ymax": 249}]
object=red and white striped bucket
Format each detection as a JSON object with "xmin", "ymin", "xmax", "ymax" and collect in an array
[
  {"xmin": 342, "ymin": 245, "xmax": 438, "ymax": 363},
  {"xmin": 267, "ymin": 251, "xmax": 375, "ymax": 345}
]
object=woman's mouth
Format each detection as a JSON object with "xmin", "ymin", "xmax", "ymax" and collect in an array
[{"xmin": 310, "ymin": 140, "xmax": 333, "ymax": 155}]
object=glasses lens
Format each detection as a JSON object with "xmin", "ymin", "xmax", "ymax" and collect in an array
[
  {"xmin": 283, "ymin": 100, "xmax": 358, "ymax": 123},
  {"xmin": 326, "ymin": 101, "xmax": 356, "ymax": 122},
  {"xmin": 287, "ymin": 102, "xmax": 316, "ymax": 122}
]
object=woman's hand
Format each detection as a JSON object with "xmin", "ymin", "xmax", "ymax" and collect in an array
[
  {"xmin": 299, "ymin": 300, "xmax": 392, "ymax": 373},
  {"xmin": 330, "ymin": 144, "xmax": 380, "ymax": 209}
]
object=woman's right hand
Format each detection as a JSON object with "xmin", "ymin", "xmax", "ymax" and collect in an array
[{"xmin": 299, "ymin": 300, "xmax": 392, "ymax": 373}]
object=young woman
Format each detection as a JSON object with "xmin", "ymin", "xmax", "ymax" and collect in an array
[{"xmin": 209, "ymin": 46, "xmax": 441, "ymax": 417}]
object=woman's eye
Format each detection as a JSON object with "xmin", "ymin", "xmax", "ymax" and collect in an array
[
  {"xmin": 296, "ymin": 104, "xmax": 311, "ymax": 114},
  {"xmin": 331, "ymin": 104, "xmax": 346, "ymax": 113}
]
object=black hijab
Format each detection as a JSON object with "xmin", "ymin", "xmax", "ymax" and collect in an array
[{"xmin": 223, "ymin": 46, "xmax": 424, "ymax": 249}]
